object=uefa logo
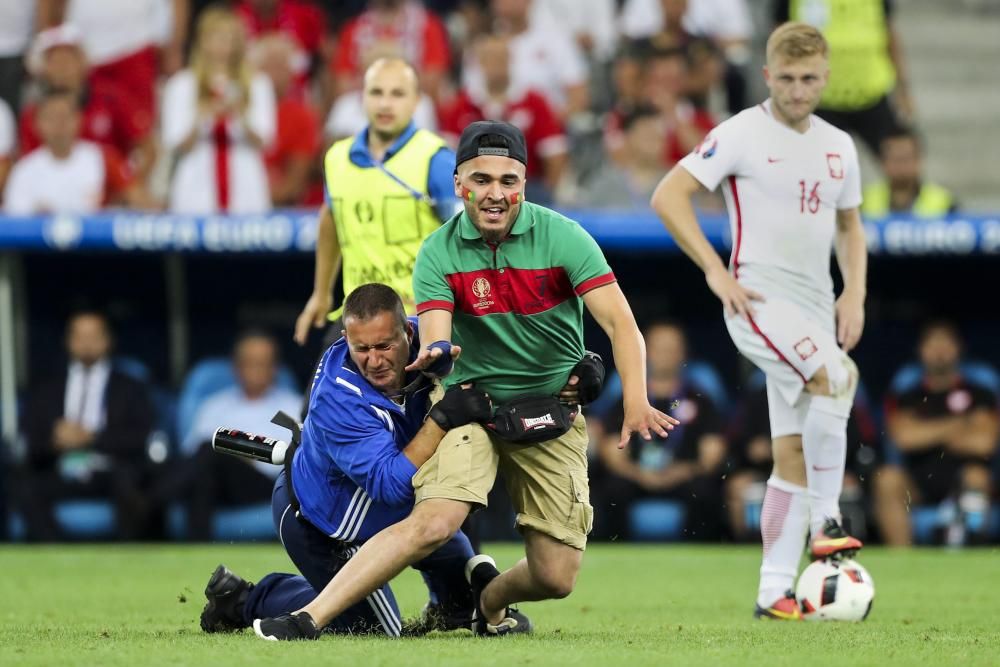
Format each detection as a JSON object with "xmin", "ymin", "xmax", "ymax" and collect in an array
[{"xmin": 472, "ymin": 277, "xmax": 491, "ymax": 299}]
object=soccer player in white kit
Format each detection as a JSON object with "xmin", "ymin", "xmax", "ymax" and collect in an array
[{"xmin": 651, "ymin": 22, "xmax": 868, "ymax": 620}]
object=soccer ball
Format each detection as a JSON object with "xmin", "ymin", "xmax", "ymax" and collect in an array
[{"xmin": 795, "ymin": 558, "xmax": 875, "ymax": 621}]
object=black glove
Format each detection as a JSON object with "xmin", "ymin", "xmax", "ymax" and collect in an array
[
  {"xmin": 569, "ymin": 351, "xmax": 605, "ymax": 405},
  {"xmin": 428, "ymin": 385, "xmax": 492, "ymax": 430}
]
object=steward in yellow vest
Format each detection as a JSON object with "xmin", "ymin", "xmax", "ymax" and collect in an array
[
  {"xmin": 862, "ymin": 130, "xmax": 957, "ymax": 218},
  {"xmin": 294, "ymin": 58, "xmax": 457, "ymax": 345},
  {"xmin": 776, "ymin": 0, "xmax": 912, "ymax": 155}
]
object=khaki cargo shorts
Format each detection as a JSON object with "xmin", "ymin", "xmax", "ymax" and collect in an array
[{"xmin": 413, "ymin": 384, "xmax": 594, "ymax": 550}]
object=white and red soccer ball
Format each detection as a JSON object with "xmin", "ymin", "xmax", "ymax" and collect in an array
[{"xmin": 796, "ymin": 558, "xmax": 875, "ymax": 621}]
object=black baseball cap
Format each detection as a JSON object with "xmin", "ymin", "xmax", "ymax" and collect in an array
[{"xmin": 454, "ymin": 120, "xmax": 528, "ymax": 170}]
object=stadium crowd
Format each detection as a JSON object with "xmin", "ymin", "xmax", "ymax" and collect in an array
[{"xmin": 1, "ymin": 0, "xmax": 994, "ymax": 546}]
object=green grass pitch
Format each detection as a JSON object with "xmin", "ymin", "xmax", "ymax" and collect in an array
[{"xmin": 1, "ymin": 543, "xmax": 997, "ymax": 667}]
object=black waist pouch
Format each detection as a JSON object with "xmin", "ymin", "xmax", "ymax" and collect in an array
[{"xmin": 487, "ymin": 396, "xmax": 578, "ymax": 444}]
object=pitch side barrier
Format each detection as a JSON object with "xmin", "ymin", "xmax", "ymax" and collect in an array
[{"xmin": 2, "ymin": 210, "xmax": 1000, "ymax": 255}]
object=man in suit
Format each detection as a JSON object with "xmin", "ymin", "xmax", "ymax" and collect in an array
[{"xmin": 17, "ymin": 310, "xmax": 153, "ymax": 541}]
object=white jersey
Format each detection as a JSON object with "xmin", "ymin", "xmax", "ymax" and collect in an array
[
  {"xmin": 3, "ymin": 141, "xmax": 108, "ymax": 215},
  {"xmin": 679, "ymin": 99, "xmax": 862, "ymax": 325}
]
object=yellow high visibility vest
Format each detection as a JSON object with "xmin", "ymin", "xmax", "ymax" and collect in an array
[
  {"xmin": 323, "ymin": 129, "xmax": 447, "ymax": 318},
  {"xmin": 862, "ymin": 181, "xmax": 955, "ymax": 218},
  {"xmin": 790, "ymin": 0, "xmax": 896, "ymax": 110}
]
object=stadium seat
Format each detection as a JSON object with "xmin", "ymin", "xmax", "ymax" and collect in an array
[
  {"xmin": 167, "ymin": 503, "xmax": 275, "ymax": 542},
  {"xmin": 628, "ymin": 499, "xmax": 686, "ymax": 541},
  {"xmin": 175, "ymin": 357, "xmax": 299, "ymax": 453},
  {"xmin": 587, "ymin": 361, "xmax": 730, "ymax": 420}
]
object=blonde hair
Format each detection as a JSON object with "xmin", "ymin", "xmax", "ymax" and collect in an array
[
  {"xmin": 766, "ymin": 21, "xmax": 828, "ymax": 63},
  {"xmin": 190, "ymin": 5, "xmax": 253, "ymax": 112}
]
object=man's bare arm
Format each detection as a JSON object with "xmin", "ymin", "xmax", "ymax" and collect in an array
[
  {"xmin": 406, "ymin": 308, "xmax": 459, "ymax": 372},
  {"xmin": 651, "ymin": 166, "xmax": 763, "ymax": 317},
  {"xmin": 834, "ymin": 208, "xmax": 867, "ymax": 351},
  {"xmin": 946, "ymin": 409, "xmax": 1000, "ymax": 458},
  {"xmin": 402, "ymin": 420, "xmax": 446, "ymax": 467},
  {"xmin": 583, "ymin": 283, "xmax": 677, "ymax": 447},
  {"xmin": 887, "ymin": 409, "xmax": 962, "ymax": 452},
  {"xmin": 294, "ymin": 204, "xmax": 341, "ymax": 344}
]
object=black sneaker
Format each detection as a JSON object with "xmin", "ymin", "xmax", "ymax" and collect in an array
[
  {"xmin": 465, "ymin": 555, "xmax": 533, "ymax": 636},
  {"xmin": 200, "ymin": 564, "xmax": 253, "ymax": 633},
  {"xmin": 252, "ymin": 612, "xmax": 322, "ymax": 641}
]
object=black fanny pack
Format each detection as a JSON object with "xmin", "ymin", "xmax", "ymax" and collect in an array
[{"xmin": 486, "ymin": 395, "xmax": 577, "ymax": 444}]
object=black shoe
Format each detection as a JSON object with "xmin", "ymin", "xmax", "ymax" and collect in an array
[
  {"xmin": 465, "ymin": 555, "xmax": 533, "ymax": 636},
  {"xmin": 252, "ymin": 612, "xmax": 322, "ymax": 641},
  {"xmin": 200, "ymin": 564, "xmax": 253, "ymax": 633}
]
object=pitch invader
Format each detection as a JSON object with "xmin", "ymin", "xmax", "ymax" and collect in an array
[{"xmin": 652, "ymin": 22, "xmax": 867, "ymax": 620}]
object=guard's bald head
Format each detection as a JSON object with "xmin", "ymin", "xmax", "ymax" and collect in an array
[
  {"xmin": 363, "ymin": 57, "xmax": 419, "ymax": 95},
  {"xmin": 363, "ymin": 57, "xmax": 421, "ymax": 141}
]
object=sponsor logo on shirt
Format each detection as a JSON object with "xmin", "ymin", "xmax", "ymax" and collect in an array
[{"xmin": 522, "ymin": 413, "xmax": 556, "ymax": 430}]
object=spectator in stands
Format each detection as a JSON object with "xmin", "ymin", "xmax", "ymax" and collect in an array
[
  {"xmin": 0, "ymin": 97, "xmax": 14, "ymax": 200},
  {"xmin": 577, "ymin": 105, "xmax": 665, "ymax": 209},
  {"xmin": 862, "ymin": 128, "xmax": 959, "ymax": 218},
  {"xmin": 331, "ymin": 0, "xmax": 452, "ymax": 104},
  {"xmin": 162, "ymin": 5, "xmax": 275, "ymax": 214},
  {"xmin": 591, "ymin": 321, "xmax": 728, "ymax": 540},
  {"xmin": 608, "ymin": 43, "xmax": 646, "ymax": 117},
  {"xmin": 874, "ymin": 321, "xmax": 999, "ymax": 546},
  {"xmin": 620, "ymin": 0, "xmax": 752, "ymax": 112},
  {"xmin": 725, "ymin": 373, "xmax": 880, "ymax": 541},
  {"xmin": 462, "ymin": 0, "xmax": 589, "ymax": 119},
  {"xmin": 621, "ymin": 0, "xmax": 694, "ymax": 48},
  {"xmin": 4, "ymin": 91, "xmax": 154, "ymax": 214},
  {"xmin": 531, "ymin": 0, "xmax": 618, "ymax": 65},
  {"xmin": 21, "ymin": 24, "xmax": 157, "ymax": 183},
  {"xmin": 253, "ymin": 32, "xmax": 322, "ymax": 207},
  {"xmin": 323, "ymin": 46, "xmax": 439, "ymax": 142},
  {"xmin": 0, "ymin": 0, "xmax": 37, "ymax": 112},
  {"xmin": 438, "ymin": 33, "xmax": 568, "ymax": 203},
  {"xmin": 604, "ymin": 47, "xmax": 714, "ymax": 168},
  {"xmin": 236, "ymin": 0, "xmax": 328, "ymax": 92},
  {"xmin": 775, "ymin": 0, "xmax": 911, "ymax": 155},
  {"xmin": 169, "ymin": 330, "xmax": 301, "ymax": 540},
  {"xmin": 16, "ymin": 310, "xmax": 153, "ymax": 541},
  {"xmin": 46, "ymin": 0, "xmax": 189, "ymax": 128},
  {"xmin": 682, "ymin": 38, "xmax": 726, "ymax": 111}
]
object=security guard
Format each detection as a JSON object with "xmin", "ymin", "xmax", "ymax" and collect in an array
[
  {"xmin": 294, "ymin": 57, "xmax": 457, "ymax": 346},
  {"xmin": 777, "ymin": 0, "xmax": 910, "ymax": 154},
  {"xmin": 863, "ymin": 129, "xmax": 957, "ymax": 218}
]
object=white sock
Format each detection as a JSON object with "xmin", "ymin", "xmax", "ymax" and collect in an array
[
  {"xmin": 802, "ymin": 395, "xmax": 849, "ymax": 536},
  {"xmin": 757, "ymin": 476, "xmax": 809, "ymax": 608}
]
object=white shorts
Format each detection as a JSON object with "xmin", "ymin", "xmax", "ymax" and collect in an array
[{"xmin": 725, "ymin": 298, "xmax": 840, "ymax": 437}]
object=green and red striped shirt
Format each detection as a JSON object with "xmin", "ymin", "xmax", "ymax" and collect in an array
[{"xmin": 413, "ymin": 202, "xmax": 615, "ymax": 402}]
